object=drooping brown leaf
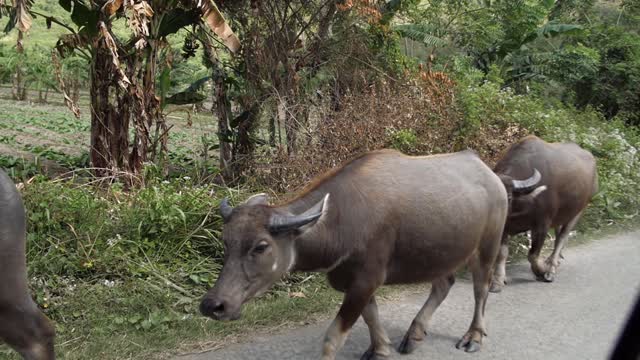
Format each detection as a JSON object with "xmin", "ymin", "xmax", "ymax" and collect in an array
[
  {"xmin": 124, "ymin": 0, "xmax": 154, "ymax": 38},
  {"xmin": 199, "ymin": 0, "xmax": 241, "ymax": 53},
  {"xmin": 15, "ymin": 0, "xmax": 32, "ymax": 33},
  {"xmin": 51, "ymin": 50, "xmax": 81, "ymax": 118},
  {"xmin": 56, "ymin": 33, "xmax": 90, "ymax": 57},
  {"xmin": 9, "ymin": 0, "xmax": 32, "ymax": 51},
  {"xmin": 98, "ymin": 21, "xmax": 131, "ymax": 89},
  {"xmin": 134, "ymin": 38, "xmax": 147, "ymax": 50},
  {"xmin": 101, "ymin": 0, "xmax": 124, "ymax": 16}
]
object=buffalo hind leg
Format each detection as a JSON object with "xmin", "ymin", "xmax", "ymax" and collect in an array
[
  {"xmin": 456, "ymin": 253, "xmax": 492, "ymax": 353},
  {"xmin": 322, "ymin": 283, "xmax": 376, "ymax": 360},
  {"xmin": 490, "ymin": 234, "xmax": 509, "ymax": 293},
  {"xmin": 398, "ymin": 275, "xmax": 455, "ymax": 354},
  {"xmin": 543, "ymin": 211, "xmax": 583, "ymax": 282},
  {"xmin": 0, "ymin": 305, "xmax": 55, "ymax": 360},
  {"xmin": 360, "ymin": 296, "xmax": 391, "ymax": 360},
  {"xmin": 555, "ymin": 225, "xmax": 565, "ymax": 259}
]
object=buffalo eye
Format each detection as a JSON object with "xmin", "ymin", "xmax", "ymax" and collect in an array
[{"xmin": 252, "ymin": 241, "xmax": 269, "ymax": 255}]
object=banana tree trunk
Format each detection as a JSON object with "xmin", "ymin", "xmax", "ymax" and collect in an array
[
  {"xmin": 89, "ymin": 42, "xmax": 113, "ymax": 175},
  {"xmin": 90, "ymin": 22, "xmax": 132, "ymax": 178}
]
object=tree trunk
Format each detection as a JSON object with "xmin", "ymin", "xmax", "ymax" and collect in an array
[
  {"xmin": 232, "ymin": 103, "xmax": 260, "ymax": 171},
  {"xmin": 72, "ymin": 80, "xmax": 80, "ymax": 104},
  {"xmin": 132, "ymin": 39, "xmax": 161, "ymax": 172},
  {"xmin": 12, "ymin": 67, "xmax": 26, "ymax": 101},
  {"xmin": 89, "ymin": 42, "xmax": 113, "ymax": 175},
  {"xmin": 268, "ymin": 110, "xmax": 276, "ymax": 146},
  {"xmin": 12, "ymin": 32, "xmax": 26, "ymax": 101},
  {"xmin": 113, "ymin": 86, "xmax": 131, "ymax": 171},
  {"xmin": 90, "ymin": 21, "xmax": 135, "ymax": 179},
  {"xmin": 214, "ymin": 68, "xmax": 234, "ymax": 179},
  {"xmin": 284, "ymin": 100, "xmax": 298, "ymax": 155}
]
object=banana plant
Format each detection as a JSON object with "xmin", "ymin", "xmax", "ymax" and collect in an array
[{"xmin": 3, "ymin": 0, "xmax": 241, "ymax": 175}]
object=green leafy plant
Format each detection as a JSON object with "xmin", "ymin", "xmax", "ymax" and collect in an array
[{"xmin": 388, "ymin": 128, "xmax": 419, "ymax": 153}]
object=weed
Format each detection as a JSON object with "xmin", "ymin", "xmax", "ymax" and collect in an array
[{"xmin": 388, "ymin": 128, "xmax": 419, "ymax": 153}]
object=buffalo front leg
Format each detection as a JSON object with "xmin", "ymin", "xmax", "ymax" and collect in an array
[
  {"xmin": 490, "ymin": 234, "xmax": 509, "ymax": 293},
  {"xmin": 398, "ymin": 275, "xmax": 455, "ymax": 354},
  {"xmin": 322, "ymin": 284, "xmax": 377, "ymax": 360},
  {"xmin": 543, "ymin": 211, "xmax": 583, "ymax": 282},
  {"xmin": 456, "ymin": 254, "xmax": 491, "ymax": 353},
  {"xmin": 359, "ymin": 296, "xmax": 391, "ymax": 360},
  {"xmin": 528, "ymin": 225, "xmax": 550, "ymax": 280}
]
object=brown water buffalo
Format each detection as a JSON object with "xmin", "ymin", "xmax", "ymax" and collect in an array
[
  {"xmin": 490, "ymin": 135, "xmax": 598, "ymax": 292},
  {"xmin": 199, "ymin": 149, "xmax": 540, "ymax": 359},
  {"xmin": 0, "ymin": 170, "xmax": 55, "ymax": 359}
]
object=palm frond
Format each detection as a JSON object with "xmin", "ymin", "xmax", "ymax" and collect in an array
[
  {"xmin": 393, "ymin": 23, "xmax": 447, "ymax": 48},
  {"xmin": 536, "ymin": 21, "xmax": 583, "ymax": 38}
]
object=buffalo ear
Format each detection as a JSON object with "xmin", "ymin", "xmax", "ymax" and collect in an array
[
  {"xmin": 244, "ymin": 193, "xmax": 269, "ymax": 206},
  {"xmin": 268, "ymin": 194, "xmax": 330, "ymax": 234},
  {"xmin": 220, "ymin": 197, "xmax": 233, "ymax": 222},
  {"xmin": 509, "ymin": 185, "xmax": 547, "ymax": 217}
]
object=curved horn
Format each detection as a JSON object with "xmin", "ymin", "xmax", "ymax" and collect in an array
[
  {"xmin": 512, "ymin": 168, "xmax": 541, "ymax": 193},
  {"xmin": 269, "ymin": 194, "xmax": 329, "ymax": 233},
  {"xmin": 220, "ymin": 197, "xmax": 233, "ymax": 221},
  {"xmin": 244, "ymin": 193, "xmax": 269, "ymax": 206}
]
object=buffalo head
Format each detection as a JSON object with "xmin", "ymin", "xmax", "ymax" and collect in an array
[
  {"xmin": 498, "ymin": 168, "xmax": 546, "ymax": 218},
  {"xmin": 199, "ymin": 193, "xmax": 329, "ymax": 321}
]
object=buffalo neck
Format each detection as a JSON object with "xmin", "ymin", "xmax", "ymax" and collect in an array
[{"xmin": 284, "ymin": 190, "xmax": 348, "ymax": 273}]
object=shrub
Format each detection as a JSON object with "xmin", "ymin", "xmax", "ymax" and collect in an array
[
  {"xmin": 22, "ymin": 176, "xmax": 229, "ymax": 281},
  {"xmin": 246, "ymin": 71, "xmax": 460, "ymax": 193},
  {"xmin": 388, "ymin": 128, "xmax": 418, "ymax": 153}
]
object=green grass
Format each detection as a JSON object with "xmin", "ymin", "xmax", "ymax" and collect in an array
[
  {"xmin": 0, "ymin": 276, "xmax": 344, "ymax": 359},
  {"xmin": 0, "ymin": 95, "xmax": 217, "ymax": 177}
]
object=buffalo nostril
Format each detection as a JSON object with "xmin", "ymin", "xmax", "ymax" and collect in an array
[
  {"xmin": 200, "ymin": 298, "xmax": 226, "ymax": 318},
  {"xmin": 212, "ymin": 301, "xmax": 225, "ymax": 315}
]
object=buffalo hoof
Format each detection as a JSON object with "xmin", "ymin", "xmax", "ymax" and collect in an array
[
  {"xmin": 455, "ymin": 338, "xmax": 481, "ymax": 353},
  {"xmin": 489, "ymin": 281, "xmax": 504, "ymax": 293},
  {"xmin": 543, "ymin": 271, "xmax": 555, "ymax": 282},
  {"xmin": 360, "ymin": 346, "xmax": 389, "ymax": 360},
  {"xmin": 456, "ymin": 331, "xmax": 483, "ymax": 353},
  {"xmin": 398, "ymin": 333, "xmax": 421, "ymax": 354}
]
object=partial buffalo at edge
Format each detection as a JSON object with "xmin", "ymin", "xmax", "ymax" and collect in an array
[{"xmin": 0, "ymin": 169, "xmax": 56, "ymax": 359}]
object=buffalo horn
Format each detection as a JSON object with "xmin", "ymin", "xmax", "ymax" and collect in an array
[
  {"xmin": 269, "ymin": 194, "xmax": 329, "ymax": 233},
  {"xmin": 512, "ymin": 168, "xmax": 541, "ymax": 193},
  {"xmin": 220, "ymin": 197, "xmax": 233, "ymax": 221}
]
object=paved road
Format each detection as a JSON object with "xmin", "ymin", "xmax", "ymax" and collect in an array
[{"xmin": 178, "ymin": 231, "xmax": 640, "ymax": 360}]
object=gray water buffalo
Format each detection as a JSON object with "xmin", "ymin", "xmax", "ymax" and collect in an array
[
  {"xmin": 490, "ymin": 135, "xmax": 598, "ymax": 292},
  {"xmin": 199, "ymin": 149, "xmax": 540, "ymax": 359},
  {"xmin": 0, "ymin": 170, "xmax": 55, "ymax": 359}
]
